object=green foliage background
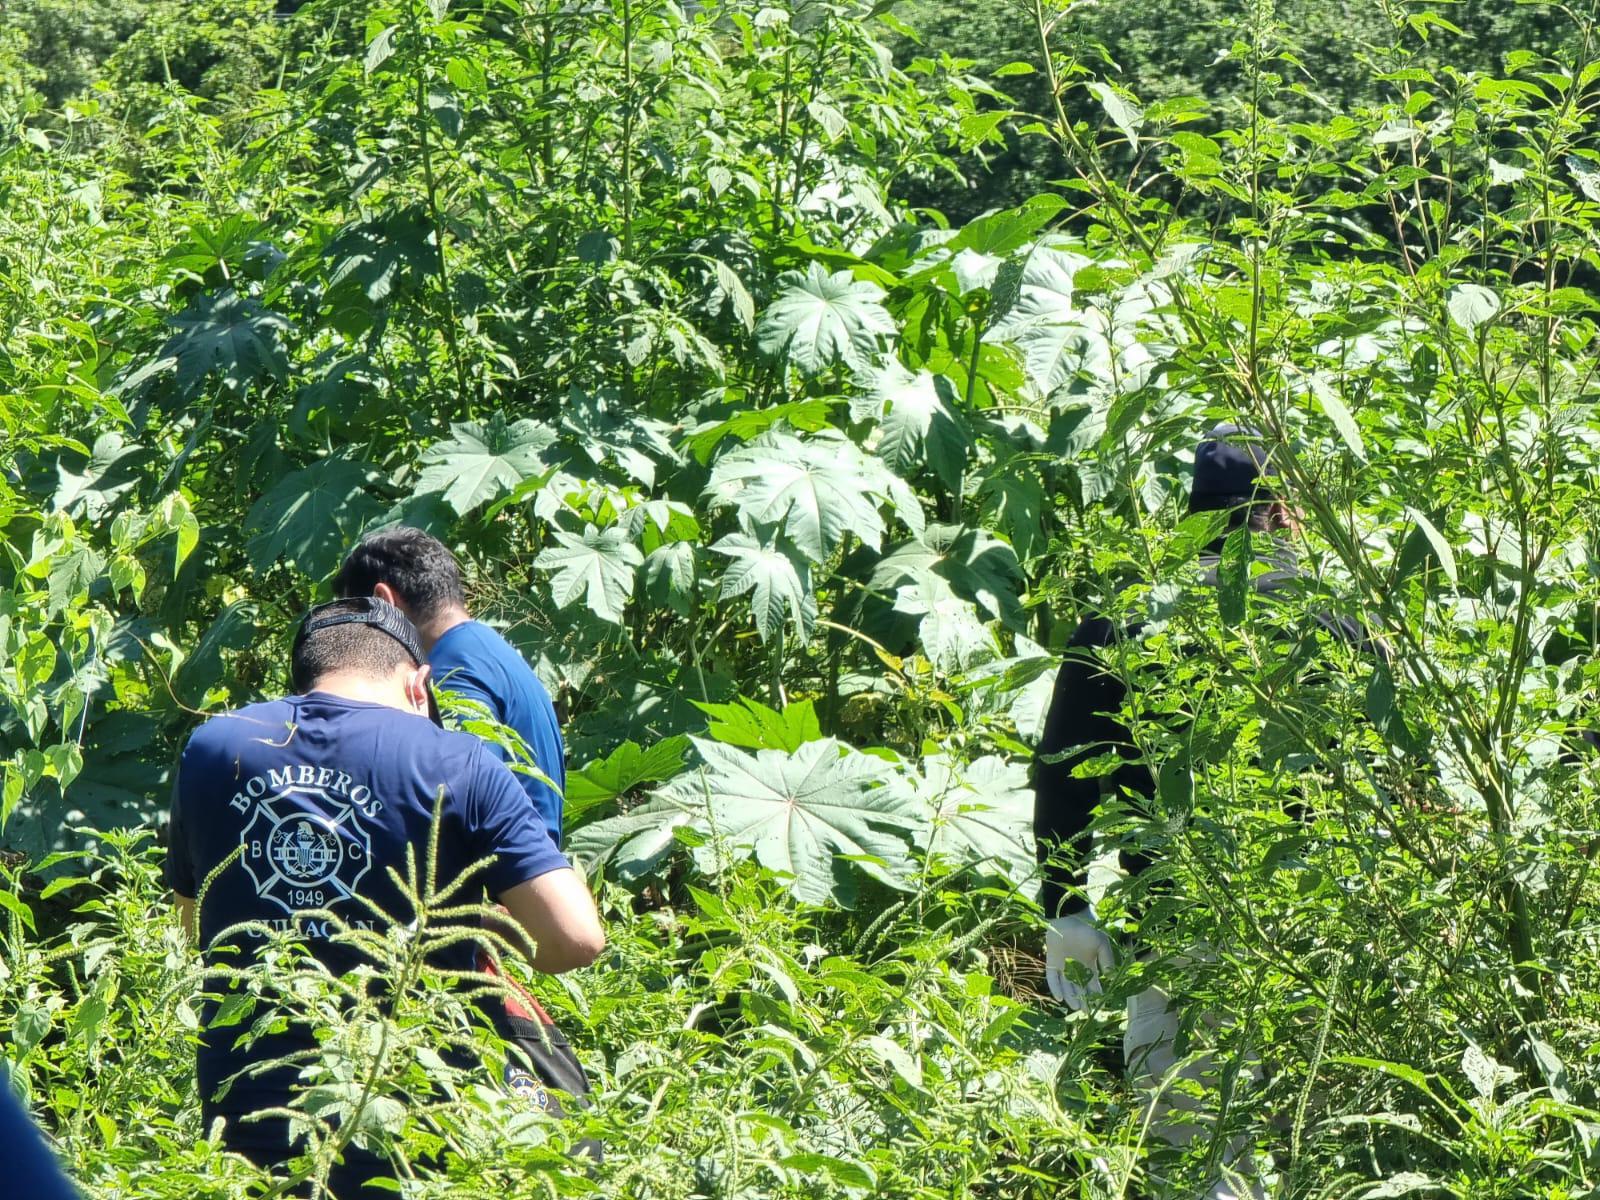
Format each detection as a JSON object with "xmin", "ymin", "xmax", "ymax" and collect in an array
[{"xmin": 3, "ymin": 0, "xmax": 1600, "ymax": 1196}]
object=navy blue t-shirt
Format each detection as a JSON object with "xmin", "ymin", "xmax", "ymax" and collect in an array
[
  {"xmin": 164, "ymin": 692, "xmax": 568, "ymax": 1123},
  {"xmin": 430, "ymin": 621, "xmax": 566, "ymax": 847},
  {"xmin": 2, "ymin": 1087, "xmax": 79, "ymax": 1200}
]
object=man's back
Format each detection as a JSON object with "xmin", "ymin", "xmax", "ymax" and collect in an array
[
  {"xmin": 165, "ymin": 692, "xmax": 567, "ymax": 1118},
  {"xmin": 430, "ymin": 620, "xmax": 566, "ymax": 845}
]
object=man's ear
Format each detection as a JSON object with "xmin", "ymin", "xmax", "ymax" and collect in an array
[
  {"xmin": 373, "ymin": 581, "xmax": 401, "ymax": 608},
  {"xmin": 407, "ymin": 663, "xmax": 433, "ymax": 709}
]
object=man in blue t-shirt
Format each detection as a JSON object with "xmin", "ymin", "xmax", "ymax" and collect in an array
[
  {"xmin": 165, "ymin": 598, "xmax": 603, "ymax": 1196},
  {"xmin": 2, "ymin": 1085, "xmax": 80, "ymax": 1200},
  {"xmin": 334, "ymin": 528, "xmax": 567, "ymax": 846}
]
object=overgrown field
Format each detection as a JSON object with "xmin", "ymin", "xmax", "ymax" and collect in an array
[{"xmin": 4, "ymin": 0, "xmax": 1600, "ymax": 1195}]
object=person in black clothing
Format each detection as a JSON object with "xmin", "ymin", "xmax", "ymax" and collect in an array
[{"xmin": 1033, "ymin": 424, "xmax": 1363, "ymax": 1199}]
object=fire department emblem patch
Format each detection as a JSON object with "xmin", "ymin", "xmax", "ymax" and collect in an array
[{"xmin": 241, "ymin": 786, "xmax": 372, "ymax": 914}]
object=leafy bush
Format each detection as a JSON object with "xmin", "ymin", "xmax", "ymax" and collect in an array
[{"xmin": 5, "ymin": 0, "xmax": 1600, "ymax": 1196}]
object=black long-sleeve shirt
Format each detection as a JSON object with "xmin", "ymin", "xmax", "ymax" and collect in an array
[{"xmin": 1033, "ymin": 546, "xmax": 1369, "ymax": 918}]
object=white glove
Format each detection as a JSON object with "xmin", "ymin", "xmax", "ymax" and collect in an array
[{"xmin": 1045, "ymin": 912, "xmax": 1114, "ymax": 1011}]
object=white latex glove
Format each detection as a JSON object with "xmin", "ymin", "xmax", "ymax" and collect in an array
[{"xmin": 1045, "ymin": 912, "xmax": 1114, "ymax": 1010}]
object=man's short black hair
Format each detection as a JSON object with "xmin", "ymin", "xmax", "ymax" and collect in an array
[
  {"xmin": 291, "ymin": 599, "xmax": 419, "ymax": 693},
  {"xmin": 333, "ymin": 526, "xmax": 467, "ymax": 622}
]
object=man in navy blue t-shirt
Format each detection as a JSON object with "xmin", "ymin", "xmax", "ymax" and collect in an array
[
  {"xmin": 165, "ymin": 598, "xmax": 603, "ymax": 1195},
  {"xmin": 334, "ymin": 528, "xmax": 567, "ymax": 847},
  {"xmin": 1, "ymin": 1085, "xmax": 80, "ymax": 1200}
]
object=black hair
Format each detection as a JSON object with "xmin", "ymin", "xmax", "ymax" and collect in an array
[
  {"xmin": 333, "ymin": 526, "xmax": 467, "ymax": 622},
  {"xmin": 291, "ymin": 599, "xmax": 418, "ymax": 692}
]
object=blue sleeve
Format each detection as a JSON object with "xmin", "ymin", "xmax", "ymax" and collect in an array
[
  {"xmin": 469, "ymin": 746, "xmax": 570, "ymax": 897},
  {"xmin": 2, "ymin": 1088, "xmax": 80, "ymax": 1200},
  {"xmin": 435, "ymin": 660, "xmax": 566, "ymax": 848},
  {"xmin": 526, "ymin": 682, "xmax": 567, "ymax": 844}
]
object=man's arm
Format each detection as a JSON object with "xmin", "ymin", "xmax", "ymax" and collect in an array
[
  {"xmin": 494, "ymin": 870, "xmax": 604, "ymax": 973},
  {"xmin": 470, "ymin": 744, "xmax": 602, "ymax": 972},
  {"xmin": 174, "ymin": 894, "xmax": 197, "ymax": 941},
  {"xmin": 165, "ymin": 753, "xmax": 199, "ymax": 943},
  {"xmin": 438, "ymin": 665, "xmax": 566, "ymax": 847}
]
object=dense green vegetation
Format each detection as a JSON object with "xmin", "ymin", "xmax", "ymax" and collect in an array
[{"xmin": 4, "ymin": 0, "xmax": 1600, "ymax": 1196}]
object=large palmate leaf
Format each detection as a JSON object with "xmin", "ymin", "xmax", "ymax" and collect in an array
[
  {"xmin": 534, "ymin": 523, "xmax": 643, "ymax": 624},
  {"xmin": 868, "ymin": 523, "xmax": 1026, "ymax": 628},
  {"xmin": 687, "ymin": 738, "xmax": 922, "ymax": 905},
  {"xmin": 856, "ymin": 362, "xmax": 969, "ymax": 491},
  {"xmin": 707, "ymin": 430, "xmax": 908, "ymax": 562},
  {"xmin": 755, "ymin": 262, "xmax": 896, "ymax": 374},
  {"xmin": 695, "ymin": 696, "xmax": 823, "ymax": 752},
  {"xmin": 984, "ymin": 246, "xmax": 1104, "ymax": 398},
  {"xmin": 244, "ymin": 458, "xmax": 382, "ymax": 578},
  {"xmin": 52, "ymin": 433, "xmax": 154, "ymax": 520},
  {"xmin": 888, "ymin": 754, "xmax": 1035, "ymax": 884},
  {"xmin": 572, "ymin": 738, "xmax": 926, "ymax": 904},
  {"xmin": 710, "ymin": 532, "xmax": 816, "ymax": 642},
  {"xmin": 160, "ymin": 288, "xmax": 292, "ymax": 398},
  {"xmin": 416, "ymin": 414, "xmax": 557, "ymax": 516}
]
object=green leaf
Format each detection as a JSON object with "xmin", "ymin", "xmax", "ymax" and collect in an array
[
  {"xmin": 0, "ymin": 887, "xmax": 36, "ymax": 932},
  {"xmin": 906, "ymin": 754, "xmax": 1033, "ymax": 882},
  {"xmin": 947, "ymin": 194, "xmax": 1068, "ymax": 257},
  {"xmin": 864, "ymin": 523, "xmax": 1025, "ymax": 629},
  {"xmin": 893, "ymin": 577, "xmax": 995, "ymax": 672},
  {"xmin": 709, "ymin": 532, "xmax": 816, "ymax": 643},
  {"xmin": 1087, "ymin": 82, "xmax": 1144, "ymax": 148},
  {"xmin": 1217, "ymin": 528, "xmax": 1251, "ymax": 625},
  {"xmin": 641, "ymin": 541, "xmax": 696, "ymax": 615},
  {"xmin": 857, "ymin": 362, "xmax": 969, "ymax": 492},
  {"xmin": 682, "ymin": 398, "xmax": 837, "ymax": 465},
  {"xmin": 1447, "ymin": 283, "xmax": 1499, "ymax": 332},
  {"xmin": 680, "ymin": 738, "xmax": 923, "ymax": 906},
  {"xmin": 52, "ymin": 433, "xmax": 153, "ymax": 519},
  {"xmin": 712, "ymin": 260, "xmax": 756, "ymax": 331},
  {"xmin": 364, "ymin": 24, "xmax": 398, "ymax": 74},
  {"xmin": 160, "ymin": 289, "xmax": 291, "ymax": 399},
  {"xmin": 780, "ymin": 1152, "xmax": 877, "ymax": 1190},
  {"xmin": 47, "ymin": 543, "xmax": 105, "ymax": 618},
  {"xmin": 534, "ymin": 524, "xmax": 642, "ymax": 625},
  {"xmin": 755, "ymin": 262, "xmax": 895, "ymax": 374},
  {"xmin": 416, "ymin": 414, "xmax": 557, "ymax": 517},
  {"xmin": 863, "ymin": 1034, "xmax": 924, "ymax": 1088},
  {"xmin": 1308, "ymin": 375, "xmax": 1367, "ymax": 462},
  {"xmin": 706, "ymin": 430, "xmax": 895, "ymax": 562},
  {"xmin": 245, "ymin": 458, "xmax": 382, "ymax": 578},
  {"xmin": 566, "ymin": 737, "xmax": 691, "ymax": 823},
  {"xmin": 696, "ymin": 696, "xmax": 823, "ymax": 752},
  {"xmin": 1405, "ymin": 507, "xmax": 1457, "ymax": 584}
]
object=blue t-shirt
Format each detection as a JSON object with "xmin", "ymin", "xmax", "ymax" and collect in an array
[
  {"xmin": 163, "ymin": 692, "xmax": 568, "ymax": 1121},
  {"xmin": 430, "ymin": 621, "xmax": 566, "ymax": 847},
  {"xmin": 2, "ymin": 1087, "xmax": 79, "ymax": 1200}
]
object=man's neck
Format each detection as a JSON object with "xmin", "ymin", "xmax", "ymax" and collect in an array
[
  {"xmin": 415, "ymin": 605, "xmax": 470, "ymax": 654},
  {"xmin": 303, "ymin": 672, "xmax": 412, "ymax": 714}
]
